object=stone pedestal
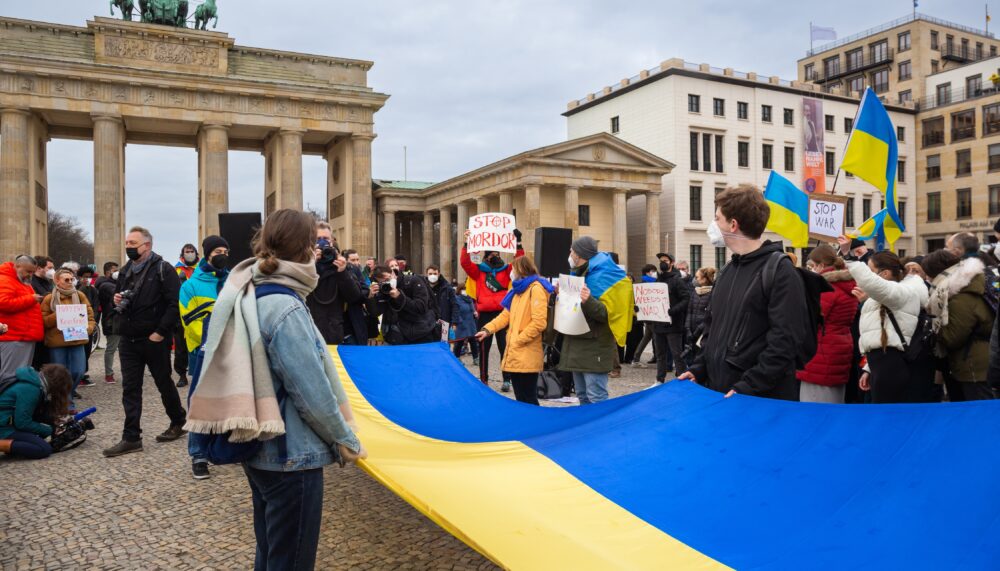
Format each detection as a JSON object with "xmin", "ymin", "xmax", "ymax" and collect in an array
[
  {"xmin": 93, "ymin": 114, "xmax": 125, "ymax": 266},
  {"xmin": 352, "ymin": 135, "xmax": 375, "ymax": 258},
  {"xmin": 198, "ymin": 123, "xmax": 229, "ymax": 241},
  {"xmin": 439, "ymin": 207, "xmax": 453, "ymax": 280},
  {"xmin": 564, "ymin": 186, "xmax": 579, "ymax": 238},
  {"xmin": 612, "ymin": 189, "xmax": 628, "ymax": 266},
  {"xmin": 646, "ymin": 191, "xmax": 662, "ymax": 262}
]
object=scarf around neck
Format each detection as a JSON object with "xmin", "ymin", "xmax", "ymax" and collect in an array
[
  {"xmin": 50, "ymin": 286, "xmax": 81, "ymax": 311},
  {"xmin": 501, "ymin": 275, "xmax": 554, "ymax": 310}
]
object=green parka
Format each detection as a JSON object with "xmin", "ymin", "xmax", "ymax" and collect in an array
[
  {"xmin": 938, "ymin": 270, "xmax": 994, "ymax": 383},
  {"xmin": 558, "ymin": 261, "xmax": 616, "ymax": 374}
]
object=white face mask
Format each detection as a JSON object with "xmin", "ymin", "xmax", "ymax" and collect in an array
[
  {"xmin": 510, "ymin": 271, "xmax": 519, "ymax": 281},
  {"xmin": 112, "ymin": 271, "xmax": 120, "ymax": 281},
  {"xmin": 183, "ymin": 253, "xmax": 197, "ymax": 263},
  {"xmin": 389, "ymin": 278, "xmax": 397, "ymax": 289},
  {"xmin": 707, "ymin": 221, "xmax": 727, "ymax": 248},
  {"xmin": 45, "ymin": 268, "xmax": 55, "ymax": 280},
  {"xmin": 647, "ymin": 271, "xmax": 657, "ymax": 279},
  {"xmin": 679, "ymin": 270, "xmax": 688, "ymax": 278},
  {"xmin": 568, "ymin": 255, "xmax": 576, "ymax": 268},
  {"xmin": 427, "ymin": 274, "xmax": 439, "ymax": 284}
]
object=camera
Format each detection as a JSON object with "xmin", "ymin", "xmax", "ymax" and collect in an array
[
  {"xmin": 317, "ymin": 238, "xmax": 339, "ymax": 260},
  {"xmin": 114, "ymin": 289, "xmax": 136, "ymax": 315},
  {"xmin": 378, "ymin": 282, "xmax": 394, "ymax": 296},
  {"xmin": 50, "ymin": 407, "xmax": 96, "ymax": 452}
]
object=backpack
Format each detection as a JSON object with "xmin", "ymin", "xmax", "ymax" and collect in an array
[
  {"xmin": 756, "ymin": 252, "xmax": 832, "ymax": 369},
  {"xmin": 982, "ymin": 265, "xmax": 1000, "ymax": 315},
  {"xmin": 884, "ymin": 307, "xmax": 935, "ymax": 363}
]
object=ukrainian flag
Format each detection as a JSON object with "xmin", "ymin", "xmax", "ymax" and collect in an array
[
  {"xmin": 841, "ymin": 88, "xmax": 904, "ymax": 231},
  {"xmin": 763, "ymin": 171, "xmax": 809, "ymax": 248},
  {"xmin": 851, "ymin": 207, "xmax": 902, "ymax": 251},
  {"xmin": 579, "ymin": 252, "xmax": 633, "ymax": 347}
]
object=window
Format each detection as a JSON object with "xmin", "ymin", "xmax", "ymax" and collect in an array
[
  {"xmin": 846, "ymin": 171, "xmax": 854, "ymax": 179},
  {"xmin": 713, "ymin": 98, "xmax": 725, "ymax": 117},
  {"xmin": 690, "ymin": 245, "xmax": 703, "ymax": 272},
  {"xmin": 844, "ymin": 117, "xmax": 853, "ymax": 133},
  {"xmin": 826, "ymin": 151, "xmax": 836, "ymax": 175},
  {"xmin": 863, "ymin": 198, "xmax": 872, "ymax": 221},
  {"xmin": 897, "ymin": 160, "xmax": 906, "ymax": 183},
  {"xmin": 927, "ymin": 192, "xmax": 941, "ymax": 222},
  {"xmin": 715, "ymin": 247, "xmax": 727, "ymax": 270},
  {"xmin": 936, "ymin": 83, "xmax": 951, "ymax": 105},
  {"xmin": 976, "ymin": 42, "xmax": 984, "ymax": 59},
  {"xmin": 898, "ymin": 60, "xmax": 912, "ymax": 81},
  {"xmin": 703, "ymin": 133, "xmax": 712, "ymax": 172},
  {"xmin": 715, "ymin": 135, "xmax": 724, "ymax": 173},
  {"xmin": 985, "ymin": 102, "xmax": 1000, "ymax": 136},
  {"xmin": 690, "ymin": 131, "xmax": 699, "ymax": 171},
  {"xmin": 952, "ymin": 110, "xmax": 976, "ymax": 142},
  {"xmin": 992, "ymin": 45, "xmax": 998, "ymax": 57},
  {"xmin": 762, "ymin": 143, "xmax": 773, "ymax": 169},
  {"xmin": 870, "ymin": 40, "xmax": 889, "ymax": 62},
  {"xmin": 956, "ymin": 149, "xmax": 972, "ymax": 176},
  {"xmin": 899, "ymin": 90, "xmax": 912, "ymax": 103},
  {"xmin": 846, "ymin": 197, "xmax": 855, "ymax": 227},
  {"xmin": 784, "ymin": 146, "xmax": 795, "ymax": 171},
  {"xmin": 578, "ymin": 205, "xmax": 591, "ymax": 226},
  {"xmin": 783, "ymin": 108, "xmax": 794, "ymax": 126},
  {"xmin": 926, "ymin": 154, "xmax": 941, "ymax": 180},
  {"xmin": 930, "ymin": 30, "xmax": 939, "ymax": 50},
  {"xmin": 957, "ymin": 188, "xmax": 972, "ymax": 219},
  {"xmin": 738, "ymin": 141, "xmax": 749, "ymax": 167},
  {"xmin": 737, "ymin": 101, "xmax": 748, "ymax": 119},
  {"xmin": 689, "ymin": 186, "xmax": 702, "ymax": 221},
  {"xmin": 871, "ymin": 69, "xmax": 889, "ymax": 93},
  {"xmin": 931, "ymin": 60, "xmax": 939, "ymax": 73},
  {"xmin": 990, "ymin": 185, "xmax": 1000, "ymax": 216},
  {"xmin": 823, "ymin": 56, "xmax": 841, "ymax": 78},
  {"xmin": 898, "ymin": 31, "xmax": 911, "ymax": 52},
  {"xmin": 847, "ymin": 48, "xmax": 863, "ymax": 71},
  {"xmin": 946, "ymin": 34, "xmax": 955, "ymax": 52},
  {"xmin": 966, "ymin": 74, "xmax": 982, "ymax": 97},
  {"xmin": 848, "ymin": 75, "xmax": 865, "ymax": 93},
  {"xmin": 989, "ymin": 143, "xmax": 1000, "ymax": 171},
  {"xmin": 688, "ymin": 94, "xmax": 700, "ymax": 113},
  {"xmin": 922, "ymin": 117, "xmax": 945, "ymax": 147},
  {"xmin": 761, "ymin": 105, "xmax": 772, "ymax": 123},
  {"xmin": 804, "ymin": 63, "xmax": 815, "ymax": 80},
  {"xmin": 897, "ymin": 126, "xmax": 905, "ymax": 141},
  {"xmin": 825, "ymin": 114, "xmax": 834, "ymax": 131},
  {"xmin": 610, "ymin": 116, "xmax": 619, "ymax": 134}
]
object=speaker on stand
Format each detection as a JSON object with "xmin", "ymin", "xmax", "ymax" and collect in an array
[
  {"xmin": 534, "ymin": 227, "xmax": 574, "ymax": 279},
  {"xmin": 218, "ymin": 212, "xmax": 262, "ymax": 269}
]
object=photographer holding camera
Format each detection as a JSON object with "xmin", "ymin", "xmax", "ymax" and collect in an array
[
  {"xmin": 367, "ymin": 265, "xmax": 438, "ymax": 345},
  {"xmin": 306, "ymin": 222, "xmax": 364, "ymax": 345},
  {"xmin": 103, "ymin": 226, "xmax": 187, "ymax": 458},
  {"xmin": 0, "ymin": 364, "xmax": 74, "ymax": 460}
]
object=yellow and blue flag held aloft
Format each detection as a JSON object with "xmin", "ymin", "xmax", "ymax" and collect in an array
[
  {"xmin": 850, "ymin": 207, "xmax": 902, "ymax": 251},
  {"xmin": 763, "ymin": 170, "xmax": 809, "ymax": 248},
  {"xmin": 576, "ymin": 251, "xmax": 633, "ymax": 347},
  {"xmin": 840, "ymin": 88, "xmax": 904, "ymax": 232}
]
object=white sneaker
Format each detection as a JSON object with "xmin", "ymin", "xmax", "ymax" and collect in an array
[
  {"xmin": 645, "ymin": 382, "xmax": 662, "ymax": 390},
  {"xmin": 558, "ymin": 396, "xmax": 579, "ymax": 404}
]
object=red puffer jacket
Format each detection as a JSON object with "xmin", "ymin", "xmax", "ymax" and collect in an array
[
  {"xmin": 0, "ymin": 262, "xmax": 44, "ymax": 342},
  {"xmin": 797, "ymin": 269, "xmax": 858, "ymax": 387},
  {"xmin": 460, "ymin": 246, "xmax": 524, "ymax": 314}
]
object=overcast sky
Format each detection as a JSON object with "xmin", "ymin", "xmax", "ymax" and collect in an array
[{"xmin": 4, "ymin": 0, "xmax": 994, "ymax": 262}]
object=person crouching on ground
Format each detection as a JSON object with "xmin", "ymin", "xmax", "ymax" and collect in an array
[
  {"xmin": 0, "ymin": 364, "xmax": 73, "ymax": 460},
  {"xmin": 475, "ymin": 256, "xmax": 553, "ymax": 404}
]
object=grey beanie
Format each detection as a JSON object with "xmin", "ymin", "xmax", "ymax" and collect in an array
[{"xmin": 571, "ymin": 236, "xmax": 599, "ymax": 260}]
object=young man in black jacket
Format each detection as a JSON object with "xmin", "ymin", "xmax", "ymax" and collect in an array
[
  {"xmin": 95, "ymin": 262, "xmax": 120, "ymax": 384},
  {"xmin": 306, "ymin": 224, "xmax": 363, "ymax": 345},
  {"xmin": 367, "ymin": 266, "xmax": 438, "ymax": 345},
  {"xmin": 680, "ymin": 185, "xmax": 809, "ymax": 401},
  {"xmin": 652, "ymin": 254, "xmax": 691, "ymax": 385},
  {"xmin": 103, "ymin": 226, "xmax": 187, "ymax": 457}
]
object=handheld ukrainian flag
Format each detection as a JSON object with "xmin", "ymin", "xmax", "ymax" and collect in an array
[
  {"xmin": 841, "ymin": 88, "xmax": 904, "ymax": 231},
  {"xmin": 850, "ymin": 207, "xmax": 902, "ymax": 251},
  {"xmin": 580, "ymin": 252, "xmax": 633, "ymax": 347},
  {"xmin": 763, "ymin": 171, "xmax": 810, "ymax": 248}
]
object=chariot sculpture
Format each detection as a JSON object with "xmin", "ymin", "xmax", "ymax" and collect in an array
[{"xmin": 111, "ymin": 0, "xmax": 218, "ymax": 29}]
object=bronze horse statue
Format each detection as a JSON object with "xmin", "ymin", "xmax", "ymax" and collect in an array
[
  {"xmin": 113, "ymin": 0, "xmax": 205, "ymax": 29},
  {"xmin": 110, "ymin": 0, "xmax": 135, "ymax": 20},
  {"xmin": 194, "ymin": 0, "xmax": 218, "ymax": 30}
]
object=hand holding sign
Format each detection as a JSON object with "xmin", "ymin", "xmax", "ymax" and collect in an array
[
  {"xmin": 808, "ymin": 195, "xmax": 849, "ymax": 242},
  {"xmin": 467, "ymin": 213, "xmax": 517, "ymax": 253},
  {"xmin": 633, "ymin": 283, "xmax": 671, "ymax": 323}
]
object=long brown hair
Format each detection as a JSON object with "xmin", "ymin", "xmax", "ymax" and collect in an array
[
  {"xmin": 253, "ymin": 209, "xmax": 317, "ymax": 275},
  {"xmin": 39, "ymin": 364, "xmax": 72, "ymax": 420},
  {"xmin": 870, "ymin": 251, "xmax": 905, "ymax": 350},
  {"xmin": 808, "ymin": 244, "xmax": 846, "ymax": 270},
  {"xmin": 511, "ymin": 255, "xmax": 539, "ymax": 278}
]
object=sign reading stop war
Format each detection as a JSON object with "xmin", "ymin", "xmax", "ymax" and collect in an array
[
  {"xmin": 633, "ymin": 283, "xmax": 671, "ymax": 323},
  {"xmin": 467, "ymin": 213, "xmax": 517, "ymax": 253},
  {"xmin": 808, "ymin": 194, "xmax": 849, "ymax": 241}
]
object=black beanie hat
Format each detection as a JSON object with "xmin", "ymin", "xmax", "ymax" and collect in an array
[{"xmin": 202, "ymin": 235, "xmax": 229, "ymax": 255}]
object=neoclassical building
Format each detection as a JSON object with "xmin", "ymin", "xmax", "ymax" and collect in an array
[{"xmin": 371, "ymin": 133, "xmax": 674, "ymax": 281}]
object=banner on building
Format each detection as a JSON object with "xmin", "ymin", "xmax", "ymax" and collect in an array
[
  {"xmin": 802, "ymin": 98, "xmax": 826, "ymax": 194},
  {"xmin": 467, "ymin": 212, "xmax": 517, "ymax": 253}
]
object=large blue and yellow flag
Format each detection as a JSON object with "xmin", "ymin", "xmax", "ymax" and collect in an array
[
  {"xmin": 841, "ymin": 88, "xmax": 904, "ymax": 231},
  {"xmin": 850, "ymin": 207, "xmax": 902, "ymax": 251},
  {"xmin": 763, "ymin": 171, "xmax": 809, "ymax": 247},
  {"xmin": 334, "ymin": 343, "xmax": 1000, "ymax": 570},
  {"xmin": 578, "ymin": 251, "xmax": 633, "ymax": 347}
]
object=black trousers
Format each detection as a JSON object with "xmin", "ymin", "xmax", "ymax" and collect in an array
[
  {"xmin": 120, "ymin": 337, "xmax": 186, "ymax": 441},
  {"xmin": 477, "ymin": 311, "xmax": 509, "ymax": 382},
  {"xmin": 507, "ymin": 372, "xmax": 540, "ymax": 405},
  {"xmin": 866, "ymin": 348, "xmax": 910, "ymax": 404},
  {"xmin": 173, "ymin": 325, "xmax": 188, "ymax": 377},
  {"xmin": 653, "ymin": 331, "xmax": 685, "ymax": 382}
]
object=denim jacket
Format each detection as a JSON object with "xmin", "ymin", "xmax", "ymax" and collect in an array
[{"xmin": 246, "ymin": 293, "xmax": 361, "ymax": 471}]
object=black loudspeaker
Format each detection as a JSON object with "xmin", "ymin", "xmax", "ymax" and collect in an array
[
  {"xmin": 218, "ymin": 212, "xmax": 262, "ymax": 269},
  {"xmin": 535, "ymin": 227, "xmax": 573, "ymax": 278}
]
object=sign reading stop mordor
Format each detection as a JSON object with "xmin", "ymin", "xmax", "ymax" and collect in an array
[{"xmin": 467, "ymin": 213, "xmax": 517, "ymax": 253}]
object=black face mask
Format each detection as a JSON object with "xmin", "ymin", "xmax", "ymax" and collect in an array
[
  {"xmin": 392, "ymin": 268, "xmax": 401, "ymax": 276},
  {"xmin": 487, "ymin": 255, "xmax": 504, "ymax": 269},
  {"xmin": 659, "ymin": 261, "xmax": 671, "ymax": 272},
  {"xmin": 125, "ymin": 247, "xmax": 141, "ymax": 261},
  {"xmin": 210, "ymin": 254, "xmax": 229, "ymax": 270}
]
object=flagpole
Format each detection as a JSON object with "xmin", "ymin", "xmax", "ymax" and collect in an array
[{"xmin": 829, "ymin": 167, "xmax": 841, "ymax": 194}]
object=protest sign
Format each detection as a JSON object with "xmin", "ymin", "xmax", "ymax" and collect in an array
[
  {"xmin": 808, "ymin": 194, "xmax": 849, "ymax": 241},
  {"xmin": 554, "ymin": 274, "xmax": 590, "ymax": 335},
  {"xmin": 56, "ymin": 304, "xmax": 88, "ymax": 330},
  {"xmin": 468, "ymin": 213, "xmax": 517, "ymax": 253},
  {"xmin": 633, "ymin": 282, "xmax": 671, "ymax": 323}
]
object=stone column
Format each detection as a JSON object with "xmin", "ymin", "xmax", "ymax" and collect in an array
[
  {"xmin": 439, "ymin": 206, "xmax": 453, "ymax": 280},
  {"xmin": 93, "ymin": 114, "xmax": 126, "ymax": 266},
  {"xmin": 352, "ymin": 134, "xmax": 376, "ymax": 258},
  {"xmin": 645, "ymin": 190, "xmax": 662, "ymax": 262},
  {"xmin": 0, "ymin": 109, "xmax": 31, "ymax": 258},
  {"xmin": 476, "ymin": 196, "xmax": 489, "ymax": 215},
  {"xmin": 564, "ymin": 185, "xmax": 580, "ymax": 237},
  {"xmin": 197, "ymin": 123, "xmax": 229, "ymax": 241},
  {"xmin": 612, "ymin": 189, "xmax": 628, "ymax": 266},
  {"xmin": 423, "ymin": 211, "xmax": 434, "ymax": 270},
  {"xmin": 455, "ymin": 201, "xmax": 469, "ymax": 282},
  {"xmin": 278, "ymin": 129, "xmax": 304, "ymax": 211},
  {"xmin": 523, "ymin": 184, "xmax": 541, "ymax": 255},
  {"xmin": 383, "ymin": 208, "xmax": 396, "ymax": 263},
  {"xmin": 412, "ymin": 216, "xmax": 423, "ymax": 269},
  {"xmin": 498, "ymin": 190, "xmax": 513, "ymax": 214}
]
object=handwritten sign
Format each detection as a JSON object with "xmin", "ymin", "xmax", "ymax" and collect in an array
[
  {"xmin": 56, "ymin": 304, "xmax": 88, "ymax": 330},
  {"xmin": 808, "ymin": 194, "xmax": 849, "ymax": 241},
  {"xmin": 633, "ymin": 283, "xmax": 671, "ymax": 323},
  {"xmin": 468, "ymin": 213, "xmax": 517, "ymax": 253},
  {"xmin": 554, "ymin": 274, "xmax": 590, "ymax": 335}
]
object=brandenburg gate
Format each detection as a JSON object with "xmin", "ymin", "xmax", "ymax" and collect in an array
[{"xmin": 0, "ymin": 15, "xmax": 388, "ymax": 263}]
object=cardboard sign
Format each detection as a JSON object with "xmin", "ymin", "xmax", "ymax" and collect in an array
[
  {"xmin": 554, "ymin": 274, "xmax": 590, "ymax": 335},
  {"xmin": 633, "ymin": 283, "xmax": 671, "ymax": 323},
  {"xmin": 55, "ymin": 304, "xmax": 88, "ymax": 330},
  {"xmin": 468, "ymin": 213, "xmax": 517, "ymax": 253},
  {"xmin": 808, "ymin": 194, "xmax": 849, "ymax": 241}
]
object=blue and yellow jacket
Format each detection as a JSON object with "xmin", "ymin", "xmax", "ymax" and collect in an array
[{"xmin": 178, "ymin": 260, "xmax": 228, "ymax": 352}]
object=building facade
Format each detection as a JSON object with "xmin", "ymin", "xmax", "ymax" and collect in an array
[
  {"xmin": 564, "ymin": 59, "xmax": 918, "ymax": 272},
  {"xmin": 798, "ymin": 13, "xmax": 998, "ymax": 105},
  {"xmin": 916, "ymin": 56, "xmax": 1000, "ymax": 250}
]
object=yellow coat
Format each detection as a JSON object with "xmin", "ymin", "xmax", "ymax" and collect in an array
[{"xmin": 484, "ymin": 280, "xmax": 548, "ymax": 373}]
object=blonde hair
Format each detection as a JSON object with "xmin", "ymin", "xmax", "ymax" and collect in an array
[
  {"xmin": 696, "ymin": 267, "xmax": 717, "ymax": 286},
  {"xmin": 511, "ymin": 255, "xmax": 538, "ymax": 277}
]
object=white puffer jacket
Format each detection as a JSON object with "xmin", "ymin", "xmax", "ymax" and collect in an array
[{"xmin": 847, "ymin": 261, "xmax": 929, "ymax": 354}]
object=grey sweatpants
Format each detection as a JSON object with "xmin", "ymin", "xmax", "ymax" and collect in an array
[
  {"xmin": 0, "ymin": 341, "xmax": 36, "ymax": 381},
  {"xmin": 799, "ymin": 382, "xmax": 845, "ymax": 404},
  {"xmin": 104, "ymin": 334, "xmax": 121, "ymax": 377}
]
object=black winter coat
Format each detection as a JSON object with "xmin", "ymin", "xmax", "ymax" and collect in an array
[
  {"xmin": 688, "ymin": 241, "xmax": 808, "ymax": 401},
  {"xmin": 429, "ymin": 280, "xmax": 456, "ymax": 323},
  {"xmin": 368, "ymin": 274, "xmax": 439, "ymax": 345},
  {"xmin": 114, "ymin": 253, "xmax": 181, "ymax": 340},
  {"xmin": 343, "ymin": 265, "xmax": 370, "ymax": 345},
  {"xmin": 306, "ymin": 261, "xmax": 364, "ymax": 345},
  {"xmin": 94, "ymin": 276, "xmax": 117, "ymax": 335},
  {"xmin": 654, "ymin": 269, "xmax": 691, "ymax": 334},
  {"xmin": 685, "ymin": 286, "xmax": 712, "ymax": 339}
]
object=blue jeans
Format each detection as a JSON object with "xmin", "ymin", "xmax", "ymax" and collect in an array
[
  {"xmin": 243, "ymin": 465, "xmax": 324, "ymax": 571},
  {"xmin": 572, "ymin": 372, "xmax": 609, "ymax": 405},
  {"xmin": 186, "ymin": 348, "xmax": 207, "ymax": 463},
  {"xmin": 50, "ymin": 345, "xmax": 86, "ymax": 407}
]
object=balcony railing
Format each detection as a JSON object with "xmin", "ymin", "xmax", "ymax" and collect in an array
[
  {"xmin": 917, "ymin": 83, "xmax": 1000, "ymax": 110},
  {"xmin": 952, "ymin": 126, "xmax": 977, "ymax": 141},
  {"xmin": 810, "ymin": 48, "xmax": 894, "ymax": 83},
  {"xmin": 805, "ymin": 13, "xmax": 995, "ymax": 56},
  {"xmin": 940, "ymin": 45, "xmax": 989, "ymax": 63},
  {"xmin": 922, "ymin": 131, "xmax": 945, "ymax": 147}
]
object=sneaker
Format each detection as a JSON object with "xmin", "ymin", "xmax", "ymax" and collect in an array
[
  {"xmin": 500, "ymin": 380, "xmax": 511, "ymax": 392},
  {"xmin": 79, "ymin": 377, "xmax": 96, "ymax": 387},
  {"xmin": 631, "ymin": 361, "xmax": 643, "ymax": 368},
  {"xmin": 104, "ymin": 375, "xmax": 116, "ymax": 384},
  {"xmin": 557, "ymin": 396, "xmax": 579, "ymax": 404},
  {"xmin": 609, "ymin": 369, "xmax": 621, "ymax": 378},
  {"xmin": 176, "ymin": 376, "xmax": 188, "ymax": 388},
  {"xmin": 646, "ymin": 358, "xmax": 656, "ymax": 364},
  {"xmin": 472, "ymin": 357, "xmax": 480, "ymax": 366},
  {"xmin": 103, "ymin": 439, "xmax": 143, "ymax": 458},
  {"xmin": 192, "ymin": 461, "xmax": 211, "ymax": 480},
  {"xmin": 155, "ymin": 424, "xmax": 187, "ymax": 443},
  {"xmin": 72, "ymin": 390, "xmax": 82, "ymax": 400},
  {"xmin": 645, "ymin": 381, "xmax": 663, "ymax": 390}
]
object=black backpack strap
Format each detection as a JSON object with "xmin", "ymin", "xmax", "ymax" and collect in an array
[
  {"xmin": 882, "ymin": 307, "xmax": 910, "ymax": 353},
  {"xmin": 760, "ymin": 251, "xmax": 786, "ymax": 293}
]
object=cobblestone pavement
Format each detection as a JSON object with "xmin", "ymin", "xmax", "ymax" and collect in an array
[{"xmin": 1, "ymin": 342, "xmax": 658, "ymax": 570}]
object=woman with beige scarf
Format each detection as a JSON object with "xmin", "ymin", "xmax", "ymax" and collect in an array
[{"xmin": 41, "ymin": 268, "xmax": 95, "ymax": 407}]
